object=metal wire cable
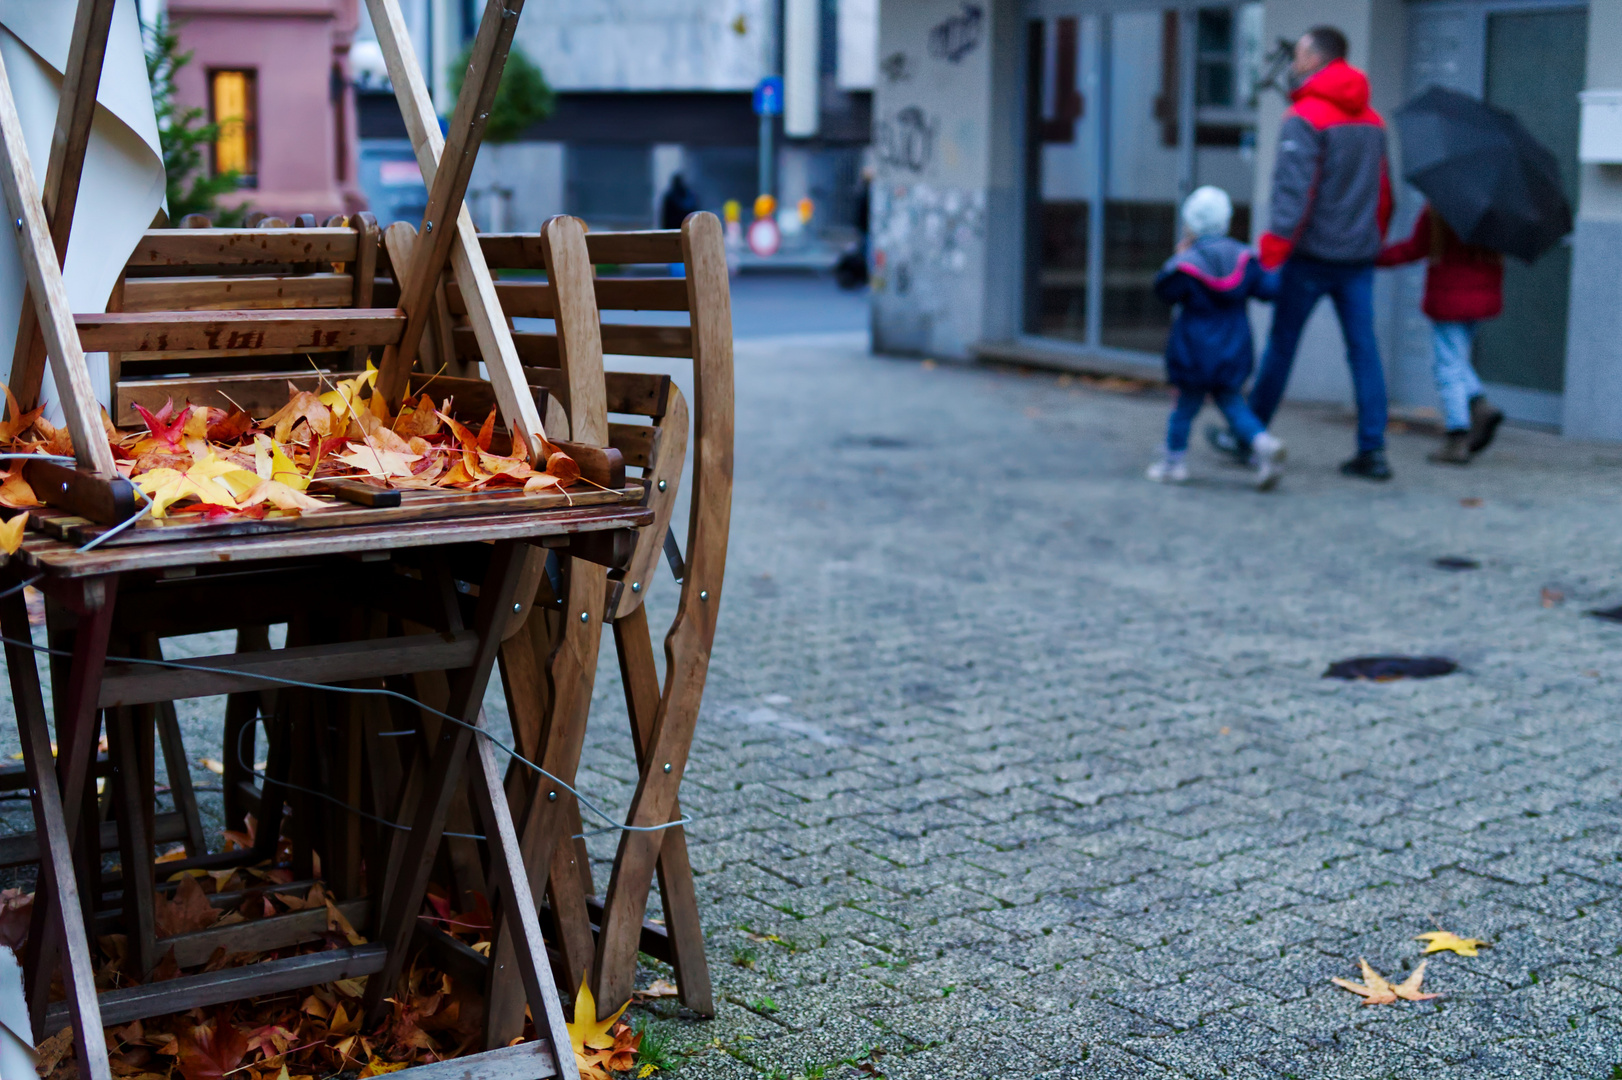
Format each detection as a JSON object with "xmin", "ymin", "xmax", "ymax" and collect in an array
[{"xmin": 0, "ymin": 630, "xmax": 691, "ymax": 838}]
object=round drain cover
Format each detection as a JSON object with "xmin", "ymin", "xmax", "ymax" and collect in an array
[{"xmin": 1323, "ymin": 655, "xmax": 1458, "ymax": 681}]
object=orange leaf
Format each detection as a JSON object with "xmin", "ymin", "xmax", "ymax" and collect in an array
[
  {"xmin": 0, "ymin": 512, "xmax": 25, "ymax": 555},
  {"xmin": 0, "ymin": 472, "xmax": 39, "ymax": 509}
]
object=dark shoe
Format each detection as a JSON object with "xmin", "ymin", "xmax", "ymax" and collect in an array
[
  {"xmin": 1205, "ymin": 424, "xmax": 1250, "ymax": 462},
  {"xmin": 1340, "ymin": 449, "xmax": 1393, "ymax": 481},
  {"xmin": 1467, "ymin": 396, "xmax": 1503, "ymax": 454},
  {"xmin": 1427, "ymin": 430, "xmax": 1472, "ymax": 465}
]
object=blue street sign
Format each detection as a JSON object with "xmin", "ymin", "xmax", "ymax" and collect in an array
[{"xmin": 753, "ymin": 76, "xmax": 783, "ymax": 116}]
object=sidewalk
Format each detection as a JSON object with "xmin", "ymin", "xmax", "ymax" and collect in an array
[{"xmin": 584, "ymin": 334, "xmax": 1622, "ymax": 1078}]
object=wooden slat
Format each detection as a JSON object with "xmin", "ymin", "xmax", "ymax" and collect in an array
[
  {"xmin": 398, "ymin": 1041, "xmax": 558, "ymax": 1080},
  {"xmin": 447, "ymin": 279, "xmax": 692, "ymax": 318},
  {"xmin": 0, "ymin": 43, "xmax": 117, "ymax": 475},
  {"xmin": 22, "ymin": 458, "xmax": 137, "ymax": 525},
  {"xmin": 607, "ymin": 423, "xmax": 655, "ymax": 470},
  {"xmin": 77, "ymin": 309, "xmax": 405, "ymax": 353},
  {"xmin": 453, "ymin": 326, "xmax": 690, "ymax": 367},
  {"xmin": 120, "ymin": 273, "xmax": 355, "ymax": 312},
  {"xmin": 129, "ymin": 228, "xmax": 360, "ymax": 267},
  {"xmin": 44, "ymin": 944, "xmax": 387, "ymax": 1030},
  {"xmin": 161, "ymin": 899, "xmax": 369, "ymax": 968},
  {"xmin": 0, "ymin": 810, "xmax": 189, "ymax": 869},
  {"xmin": 521, "ymin": 369, "xmax": 672, "ymax": 420},
  {"xmin": 21, "ymin": 503, "xmax": 653, "ymax": 577},
  {"xmin": 116, "ymin": 372, "xmax": 326, "ymax": 422},
  {"xmin": 97, "ymin": 630, "xmax": 479, "ymax": 707},
  {"xmin": 481, "ymin": 231, "xmax": 685, "ymax": 269},
  {"xmin": 586, "ymin": 230, "xmax": 685, "ymax": 266}
]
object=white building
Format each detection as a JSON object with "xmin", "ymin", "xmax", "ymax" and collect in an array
[{"xmin": 355, "ymin": 0, "xmax": 878, "ymax": 241}]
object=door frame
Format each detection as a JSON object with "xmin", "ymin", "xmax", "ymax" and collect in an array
[
  {"xmin": 1021, "ymin": 0, "xmax": 1239, "ymax": 361},
  {"xmin": 1400, "ymin": 0, "xmax": 1587, "ymax": 427}
]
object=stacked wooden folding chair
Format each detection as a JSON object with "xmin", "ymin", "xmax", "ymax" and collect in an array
[
  {"xmin": 0, "ymin": 2, "xmax": 652, "ymax": 1078},
  {"xmin": 425, "ymin": 222, "xmax": 734, "ymax": 1029}
]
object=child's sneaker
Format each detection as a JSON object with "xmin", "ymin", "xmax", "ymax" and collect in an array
[
  {"xmin": 1250, "ymin": 431, "xmax": 1285, "ymax": 490},
  {"xmin": 1147, "ymin": 459, "xmax": 1189, "ymax": 484}
]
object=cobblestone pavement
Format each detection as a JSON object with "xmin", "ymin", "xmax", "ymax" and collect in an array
[
  {"xmin": 578, "ymin": 333, "xmax": 1622, "ymax": 1080},
  {"xmin": 6, "ymin": 326, "xmax": 1622, "ymax": 1078}
]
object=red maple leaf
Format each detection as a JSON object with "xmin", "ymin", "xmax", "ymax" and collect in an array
[
  {"xmin": 133, "ymin": 400, "xmax": 192, "ymax": 448},
  {"xmin": 175, "ymin": 1019, "xmax": 249, "ymax": 1080}
]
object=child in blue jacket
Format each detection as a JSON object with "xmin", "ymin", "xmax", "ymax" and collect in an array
[{"xmin": 1149, "ymin": 186, "xmax": 1285, "ymax": 490}]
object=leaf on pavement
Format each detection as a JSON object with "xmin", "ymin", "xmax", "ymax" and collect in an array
[
  {"xmin": 1331, "ymin": 957, "xmax": 1439, "ymax": 1005},
  {"xmin": 1415, "ymin": 930, "xmax": 1488, "ymax": 956},
  {"xmin": 634, "ymin": 978, "xmax": 679, "ymax": 1001},
  {"xmin": 568, "ymin": 978, "xmax": 631, "ymax": 1079}
]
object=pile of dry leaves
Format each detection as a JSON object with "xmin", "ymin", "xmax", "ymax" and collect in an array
[
  {"xmin": 7, "ymin": 825, "xmax": 646, "ymax": 1080},
  {"xmin": 0, "ymin": 365, "xmax": 582, "ymax": 546}
]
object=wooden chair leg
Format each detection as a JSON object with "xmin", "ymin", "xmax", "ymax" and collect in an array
[
  {"xmin": 106, "ymin": 704, "xmax": 158, "ymax": 977},
  {"xmin": 485, "ymin": 557, "xmax": 605, "ymax": 1043},
  {"xmin": 592, "ymin": 588, "xmax": 719, "ymax": 1016},
  {"xmin": 139, "ymin": 633, "xmax": 206, "ymax": 857},
  {"xmin": 222, "ymin": 625, "xmax": 270, "ymax": 833},
  {"xmin": 613, "ymin": 604, "xmax": 712, "ymax": 1015},
  {"xmin": 361, "ymin": 540, "xmax": 532, "ymax": 1026},
  {"xmin": 0, "ymin": 583, "xmax": 112, "ymax": 1078}
]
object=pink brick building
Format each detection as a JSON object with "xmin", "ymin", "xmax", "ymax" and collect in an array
[{"xmin": 169, "ymin": 0, "xmax": 366, "ymax": 220}]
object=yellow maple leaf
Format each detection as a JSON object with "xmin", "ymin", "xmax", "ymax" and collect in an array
[
  {"xmin": 253, "ymin": 435, "xmax": 311, "ymax": 491},
  {"xmin": 1331, "ymin": 957, "xmax": 1439, "ymax": 1005},
  {"xmin": 0, "ymin": 511, "xmax": 26, "ymax": 554},
  {"xmin": 568, "ymin": 979, "xmax": 630, "ymax": 1059},
  {"xmin": 1415, "ymin": 930, "xmax": 1487, "ymax": 956},
  {"xmin": 134, "ymin": 468, "xmax": 229, "ymax": 517},
  {"xmin": 319, "ymin": 362, "xmax": 379, "ymax": 426},
  {"xmin": 357, "ymin": 1061, "xmax": 407, "ymax": 1077}
]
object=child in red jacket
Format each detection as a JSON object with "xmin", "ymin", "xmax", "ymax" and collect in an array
[{"xmin": 1377, "ymin": 205, "xmax": 1505, "ymax": 464}]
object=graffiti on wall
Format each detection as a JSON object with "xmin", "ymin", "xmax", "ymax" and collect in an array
[
  {"xmin": 876, "ymin": 107, "xmax": 936, "ymax": 173},
  {"xmin": 928, "ymin": 5, "xmax": 983, "ymax": 63}
]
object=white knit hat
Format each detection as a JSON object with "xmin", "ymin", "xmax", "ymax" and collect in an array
[{"xmin": 1181, "ymin": 185, "xmax": 1233, "ymax": 238}]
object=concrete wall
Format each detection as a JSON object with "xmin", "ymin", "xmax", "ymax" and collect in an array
[
  {"xmin": 870, "ymin": 0, "xmax": 1021, "ymax": 358},
  {"xmin": 1248, "ymin": 0, "xmax": 1405, "ymax": 408},
  {"xmin": 1563, "ymin": 1, "xmax": 1622, "ymax": 441},
  {"xmin": 512, "ymin": 0, "xmax": 773, "ymax": 91}
]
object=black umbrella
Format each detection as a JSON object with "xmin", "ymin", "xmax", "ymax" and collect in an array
[{"xmin": 1395, "ymin": 85, "xmax": 1572, "ymax": 262}]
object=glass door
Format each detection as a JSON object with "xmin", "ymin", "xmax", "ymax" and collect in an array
[
  {"xmin": 1473, "ymin": 7, "xmax": 1586, "ymax": 395},
  {"xmin": 1025, "ymin": 3, "xmax": 1261, "ymax": 356}
]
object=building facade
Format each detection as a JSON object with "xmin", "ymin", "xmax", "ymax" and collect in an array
[
  {"xmin": 169, "ymin": 0, "xmax": 366, "ymax": 220},
  {"xmin": 874, "ymin": 0, "xmax": 1622, "ymax": 441},
  {"xmin": 353, "ymin": 0, "xmax": 877, "ymax": 245}
]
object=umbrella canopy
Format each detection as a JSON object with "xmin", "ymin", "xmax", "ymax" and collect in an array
[{"xmin": 1395, "ymin": 85, "xmax": 1571, "ymax": 263}]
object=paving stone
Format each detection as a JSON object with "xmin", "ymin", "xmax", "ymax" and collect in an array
[{"xmin": 15, "ymin": 336, "xmax": 1622, "ymax": 1078}]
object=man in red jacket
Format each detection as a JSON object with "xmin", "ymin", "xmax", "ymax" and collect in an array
[
  {"xmin": 1209, "ymin": 27, "xmax": 1395, "ymax": 479},
  {"xmin": 1377, "ymin": 204, "xmax": 1505, "ymax": 463}
]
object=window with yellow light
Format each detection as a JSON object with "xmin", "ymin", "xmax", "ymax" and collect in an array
[{"xmin": 211, "ymin": 69, "xmax": 257, "ymax": 187}]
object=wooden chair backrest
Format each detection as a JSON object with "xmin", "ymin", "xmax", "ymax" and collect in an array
[
  {"xmin": 108, "ymin": 214, "xmax": 383, "ymax": 427},
  {"xmin": 461, "ymin": 213, "xmax": 733, "ymax": 618}
]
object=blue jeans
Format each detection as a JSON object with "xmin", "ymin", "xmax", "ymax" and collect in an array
[
  {"xmin": 1168, "ymin": 387, "xmax": 1263, "ymax": 454},
  {"xmin": 1432, "ymin": 321, "xmax": 1481, "ymax": 431},
  {"xmin": 1247, "ymin": 257, "xmax": 1388, "ymax": 452}
]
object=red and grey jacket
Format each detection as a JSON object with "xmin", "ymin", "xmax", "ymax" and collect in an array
[
  {"xmin": 1376, "ymin": 204, "xmax": 1503, "ymax": 323},
  {"xmin": 1259, "ymin": 60, "xmax": 1392, "ymax": 270}
]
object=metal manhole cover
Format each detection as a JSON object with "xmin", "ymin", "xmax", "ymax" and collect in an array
[
  {"xmin": 1323, "ymin": 655, "xmax": 1458, "ymax": 681},
  {"xmin": 1433, "ymin": 557, "xmax": 1480, "ymax": 571}
]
